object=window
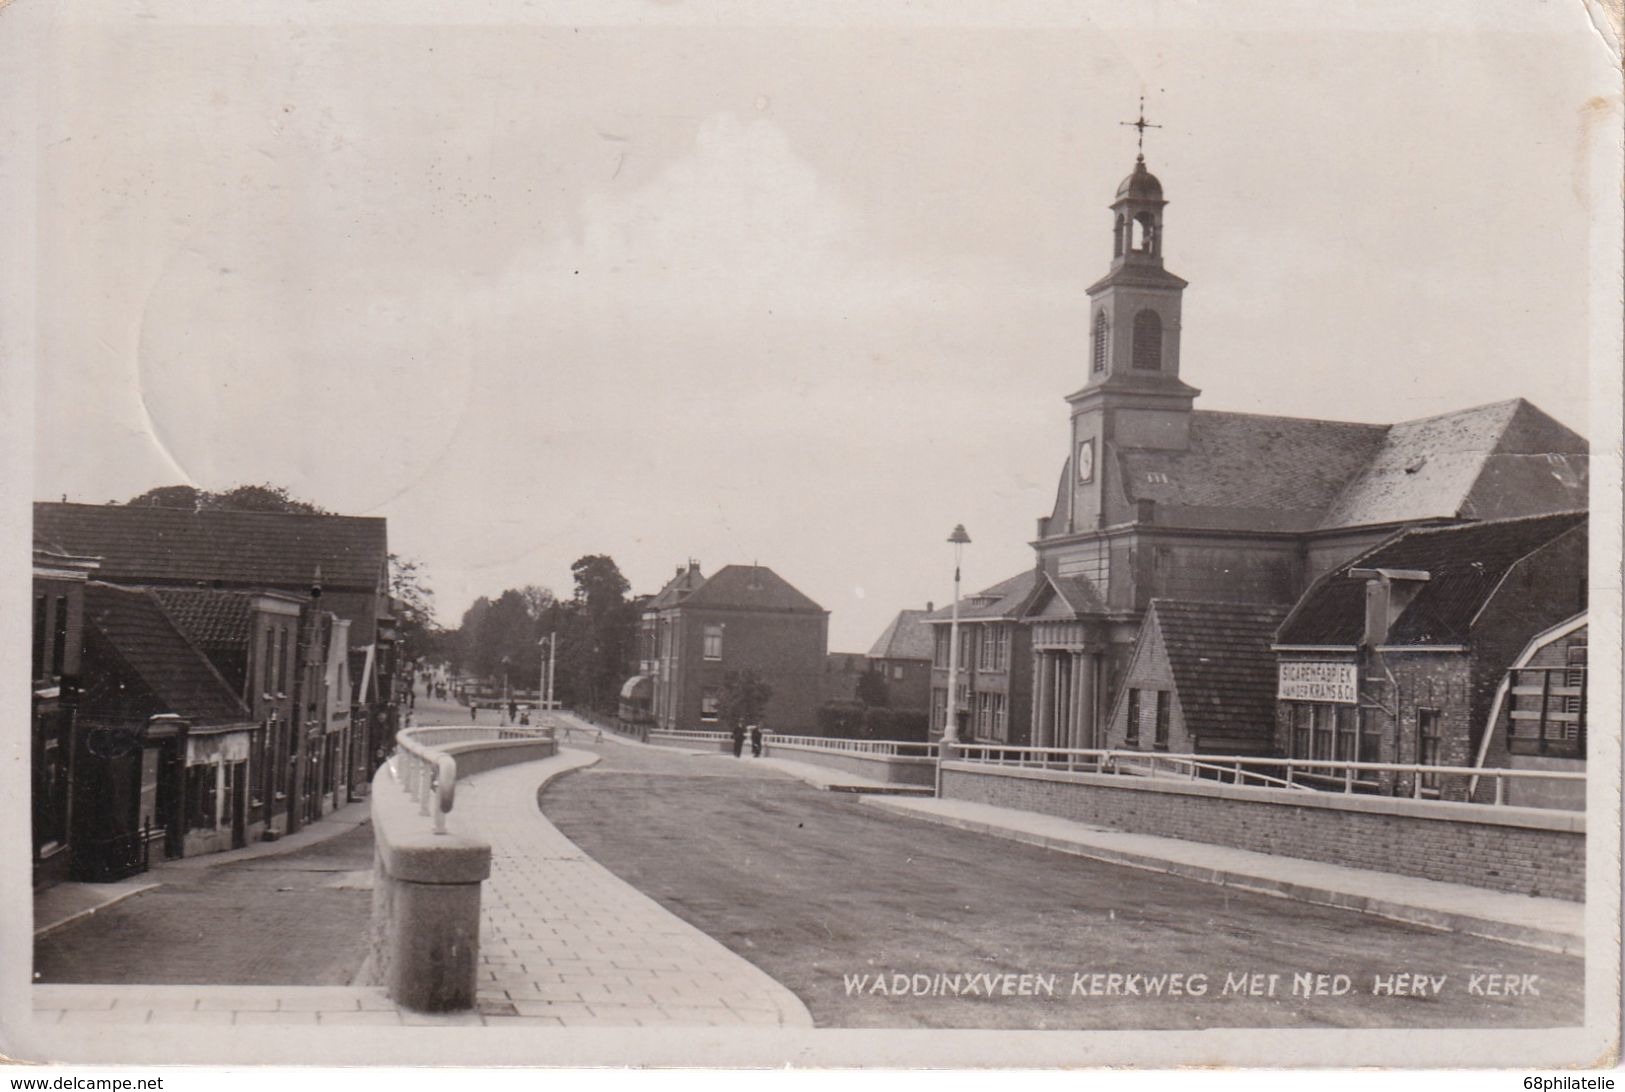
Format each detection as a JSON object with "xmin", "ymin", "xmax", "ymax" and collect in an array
[
  {"xmin": 1134, "ymin": 211, "xmax": 1157, "ymax": 254},
  {"xmin": 1417, "ymin": 708, "xmax": 1441, "ymax": 791},
  {"xmin": 1113, "ymin": 214, "xmax": 1126, "ymax": 258},
  {"xmin": 1336, "ymin": 705, "xmax": 1359, "ymax": 761},
  {"xmin": 1312, "ymin": 705, "xmax": 1336, "ymax": 761},
  {"xmin": 703, "ymin": 624, "xmax": 723, "ymax": 661},
  {"xmin": 277, "ymin": 626, "xmax": 290, "ymax": 694},
  {"xmin": 32, "ymin": 594, "xmax": 46, "ymax": 682},
  {"xmin": 933, "ymin": 629, "xmax": 950, "ymax": 669},
  {"xmin": 977, "ymin": 693, "xmax": 992, "ymax": 736},
  {"xmin": 1132, "ymin": 310, "xmax": 1163, "ymax": 370},
  {"xmin": 1125, "ymin": 689, "xmax": 1141, "ymax": 745},
  {"xmin": 187, "ymin": 764, "xmax": 220, "ymax": 831},
  {"xmin": 1092, "ymin": 311, "xmax": 1109, "ymax": 373},
  {"xmin": 892, "ymin": 665, "xmax": 904, "ymax": 681},
  {"xmin": 1291, "ymin": 703, "xmax": 1311, "ymax": 759},
  {"xmin": 979, "ymin": 627, "xmax": 1008, "ymax": 671},
  {"xmin": 1154, "ymin": 691, "xmax": 1171, "ymax": 749},
  {"xmin": 51, "ymin": 596, "xmax": 68, "ymax": 678},
  {"xmin": 700, "ymin": 688, "xmax": 720, "ymax": 722},
  {"xmin": 931, "ymin": 687, "xmax": 948, "ymax": 732},
  {"xmin": 992, "ymin": 693, "xmax": 1007, "ymax": 742}
]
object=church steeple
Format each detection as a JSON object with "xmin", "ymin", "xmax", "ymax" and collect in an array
[{"xmin": 1063, "ymin": 111, "xmax": 1201, "ymax": 534}]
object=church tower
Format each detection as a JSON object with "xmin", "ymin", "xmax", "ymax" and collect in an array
[{"xmin": 1064, "ymin": 129, "xmax": 1199, "ymax": 534}]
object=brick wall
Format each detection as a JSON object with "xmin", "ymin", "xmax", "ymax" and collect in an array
[
  {"xmin": 941, "ymin": 764, "xmax": 1584, "ymax": 901},
  {"xmin": 762, "ymin": 743, "xmax": 936, "ymax": 786}
]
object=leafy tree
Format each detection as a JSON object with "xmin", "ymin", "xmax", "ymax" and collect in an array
[
  {"xmin": 123, "ymin": 482, "xmax": 329, "ymax": 514},
  {"xmin": 560, "ymin": 555, "xmax": 636, "ymax": 713},
  {"xmin": 388, "ymin": 554, "xmax": 440, "ymax": 664},
  {"xmin": 717, "ymin": 669, "xmax": 773, "ymax": 731},
  {"xmin": 855, "ymin": 668, "xmax": 890, "ymax": 708}
]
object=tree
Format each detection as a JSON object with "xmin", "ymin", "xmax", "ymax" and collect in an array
[
  {"xmin": 122, "ymin": 482, "xmax": 329, "ymax": 514},
  {"xmin": 560, "ymin": 555, "xmax": 636, "ymax": 713},
  {"xmin": 717, "ymin": 669, "xmax": 773, "ymax": 731},
  {"xmin": 855, "ymin": 668, "xmax": 890, "ymax": 708},
  {"xmin": 389, "ymin": 554, "xmax": 440, "ymax": 664}
]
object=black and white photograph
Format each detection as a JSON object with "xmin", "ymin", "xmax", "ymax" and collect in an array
[{"xmin": 1, "ymin": 0, "xmax": 1619, "ymax": 1076}]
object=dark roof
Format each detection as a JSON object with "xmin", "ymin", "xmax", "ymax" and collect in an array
[
  {"xmin": 1057, "ymin": 399, "xmax": 1587, "ymax": 536},
  {"xmin": 679, "ymin": 564, "xmax": 825, "ymax": 614},
  {"xmin": 647, "ymin": 563, "xmax": 708, "ymax": 609},
  {"xmin": 150, "ymin": 588, "xmax": 256, "ymax": 651},
  {"xmin": 1150, "ymin": 600, "xmax": 1289, "ymax": 747},
  {"xmin": 1278, "ymin": 512, "xmax": 1588, "ymax": 647},
  {"xmin": 927, "ymin": 569, "xmax": 1040, "ymax": 623},
  {"xmin": 81, "ymin": 582, "xmax": 252, "ymax": 726},
  {"xmin": 868, "ymin": 609, "xmax": 935, "ymax": 660},
  {"xmin": 34, "ymin": 502, "xmax": 387, "ymax": 591}
]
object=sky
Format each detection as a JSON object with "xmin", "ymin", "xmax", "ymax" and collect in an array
[{"xmin": 20, "ymin": 0, "xmax": 1620, "ymax": 651}]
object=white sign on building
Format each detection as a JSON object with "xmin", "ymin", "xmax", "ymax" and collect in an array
[{"xmin": 1277, "ymin": 661, "xmax": 1359, "ymax": 704}]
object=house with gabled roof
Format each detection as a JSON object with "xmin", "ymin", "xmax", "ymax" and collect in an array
[
  {"xmin": 1103, "ymin": 600, "xmax": 1288, "ymax": 756},
  {"xmin": 1003, "ymin": 150, "xmax": 1588, "ymax": 753},
  {"xmin": 1271, "ymin": 512, "xmax": 1587, "ymax": 801},
  {"xmin": 866, "ymin": 605, "xmax": 936, "ymax": 712},
  {"xmin": 33, "ymin": 501, "xmax": 397, "ymax": 836},
  {"xmin": 72, "ymin": 582, "xmax": 259, "ymax": 878},
  {"xmin": 630, "ymin": 561, "xmax": 829, "ymax": 734}
]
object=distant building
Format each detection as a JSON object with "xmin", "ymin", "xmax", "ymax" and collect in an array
[
  {"xmin": 1272, "ymin": 512, "xmax": 1587, "ymax": 801},
  {"xmin": 822, "ymin": 652, "xmax": 869, "ymax": 706},
  {"xmin": 926, "ymin": 570, "xmax": 1038, "ymax": 744},
  {"xmin": 865, "ymin": 606, "xmax": 935, "ymax": 712},
  {"xmin": 631, "ymin": 561, "xmax": 829, "ymax": 734},
  {"xmin": 974, "ymin": 152, "xmax": 1588, "ymax": 752},
  {"xmin": 1102, "ymin": 600, "xmax": 1288, "ymax": 756},
  {"xmin": 34, "ymin": 502, "xmax": 397, "ymax": 837}
]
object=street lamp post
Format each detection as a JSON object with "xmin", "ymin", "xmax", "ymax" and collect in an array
[
  {"xmin": 944, "ymin": 523, "xmax": 971, "ymax": 746},
  {"xmin": 538, "ymin": 632, "xmax": 557, "ymax": 712}
]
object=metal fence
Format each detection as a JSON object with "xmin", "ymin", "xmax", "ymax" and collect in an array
[{"xmin": 949, "ymin": 742, "xmax": 1585, "ymax": 810}]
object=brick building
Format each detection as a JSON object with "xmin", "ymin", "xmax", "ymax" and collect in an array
[
  {"xmin": 633, "ymin": 562, "xmax": 828, "ymax": 734},
  {"xmin": 925, "ymin": 570, "xmax": 1038, "ymax": 743},
  {"xmin": 33, "ymin": 502, "xmax": 398, "ymax": 838},
  {"xmin": 1271, "ymin": 512, "xmax": 1587, "ymax": 800},
  {"xmin": 990, "ymin": 151, "xmax": 1588, "ymax": 751},
  {"xmin": 865, "ymin": 606, "xmax": 935, "ymax": 712},
  {"xmin": 1101, "ymin": 600, "xmax": 1288, "ymax": 756}
]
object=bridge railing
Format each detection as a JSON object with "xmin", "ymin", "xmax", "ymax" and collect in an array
[
  {"xmin": 391, "ymin": 725, "xmax": 555, "ymax": 834},
  {"xmin": 950, "ymin": 743, "xmax": 1585, "ymax": 810},
  {"xmin": 648, "ymin": 729, "xmax": 734, "ymax": 745},
  {"xmin": 763, "ymin": 734, "xmax": 938, "ymax": 759}
]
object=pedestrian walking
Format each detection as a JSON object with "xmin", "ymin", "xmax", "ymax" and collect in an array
[
  {"xmin": 507, "ymin": 699, "xmax": 518, "ymax": 725},
  {"xmin": 749, "ymin": 723, "xmax": 762, "ymax": 758},
  {"xmin": 469, "ymin": 702, "xmax": 478, "ymax": 723},
  {"xmin": 731, "ymin": 721, "xmax": 745, "ymax": 758}
]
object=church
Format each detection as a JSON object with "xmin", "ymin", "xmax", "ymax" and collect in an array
[{"xmin": 929, "ymin": 139, "xmax": 1589, "ymax": 752}]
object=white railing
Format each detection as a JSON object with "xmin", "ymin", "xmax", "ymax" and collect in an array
[
  {"xmin": 648, "ymin": 729, "xmax": 734, "ymax": 744},
  {"xmin": 392, "ymin": 725, "xmax": 555, "ymax": 833},
  {"xmin": 764, "ymin": 734, "xmax": 939, "ymax": 759},
  {"xmin": 950, "ymin": 743, "xmax": 1586, "ymax": 810}
]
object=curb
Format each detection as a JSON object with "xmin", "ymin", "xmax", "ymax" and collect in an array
[
  {"xmin": 862, "ymin": 797, "xmax": 1584, "ymax": 958},
  {"xmin": 33, "ymin": 881, "xmax": 161, "ymax": 940}
]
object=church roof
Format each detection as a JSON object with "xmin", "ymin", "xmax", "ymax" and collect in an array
[
  {"xmin": 1148, "ymin": 599, "xmax": 1289, "ymax": 750},
  {"xmin": 1115, "ymin": 157, "xmax": 1164, "ymax": 202},
  {"xmin": 867, "ymin": 608, "xmax": 935, "ymax": 661},
  {"xmin": 1277, "ymin": 512, "xmax": 1588, "ymax": 647},
  {"xmin": 1055, "ymin": 398, "xmax": 1586, "ymax": 536}
]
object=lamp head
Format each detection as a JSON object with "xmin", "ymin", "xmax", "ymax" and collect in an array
[{"xmin": 947, "ymin": 524, "xmax": 971, "ymax": 546}]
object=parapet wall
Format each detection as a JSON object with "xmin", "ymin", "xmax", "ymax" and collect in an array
[{"xmin": 940, "ymin": 763, "xmax": 1585, "ymax": 901}]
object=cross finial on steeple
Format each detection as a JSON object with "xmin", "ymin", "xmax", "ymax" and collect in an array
[{"xmin": 1120, "ymin": 95, "xmax": 1161, "ymax": 158}]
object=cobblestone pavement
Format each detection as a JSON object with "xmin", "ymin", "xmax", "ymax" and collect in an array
[
  {"xmin": 541, "ymin": 739, "xmax": 1584, "ymax": 1030},
  {"xmin": 33, "ymin": 820, "xmax": 376, "ymax": 987},
  {"xmin": 458, "ymin": 752, "xmax": 812, "ymax": 1027}
]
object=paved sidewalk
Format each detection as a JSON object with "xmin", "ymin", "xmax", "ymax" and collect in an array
[
  {"xmin": 462, "ymin": 749, "xmax": 812, "ymax": 1028},
  {"xmin": 864, "ymin": 794, "xmax": 1585, "ymax": 956}
]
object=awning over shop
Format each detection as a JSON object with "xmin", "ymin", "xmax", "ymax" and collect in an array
[{"xmin": 620, "ymin": 675, "xmax": 653, "ymax": 702}]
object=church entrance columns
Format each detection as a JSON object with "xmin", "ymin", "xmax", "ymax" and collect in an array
[{"xmin": 1031, "ymin": 648, "xmax": 1102, "ymax": 751}]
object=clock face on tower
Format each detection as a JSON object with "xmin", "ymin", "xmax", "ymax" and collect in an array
[{"xmin": 1077, "ymin": 438, "xmax": 1095, "ymax": 484}]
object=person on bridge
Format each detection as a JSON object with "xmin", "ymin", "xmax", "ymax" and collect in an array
[
  {"xmin": 469, "ymin": 702, "xmax": 478, "ymax": 723},
  {"xmin": 730, "ymin": 721, "xmax": 745, "ymax": 758},
  {"xmin": 749, "ymin": 723, "xmax": 762, "ymax": 758}
]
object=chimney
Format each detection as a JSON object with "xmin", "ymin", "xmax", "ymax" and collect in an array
[
  {"xmin": 926, "ymin": 601, "xmax": 934, "ymax": 612},
  {"xmin": 1349, "ymin": 567, "xmax": 1430, "ymax": 647}
]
